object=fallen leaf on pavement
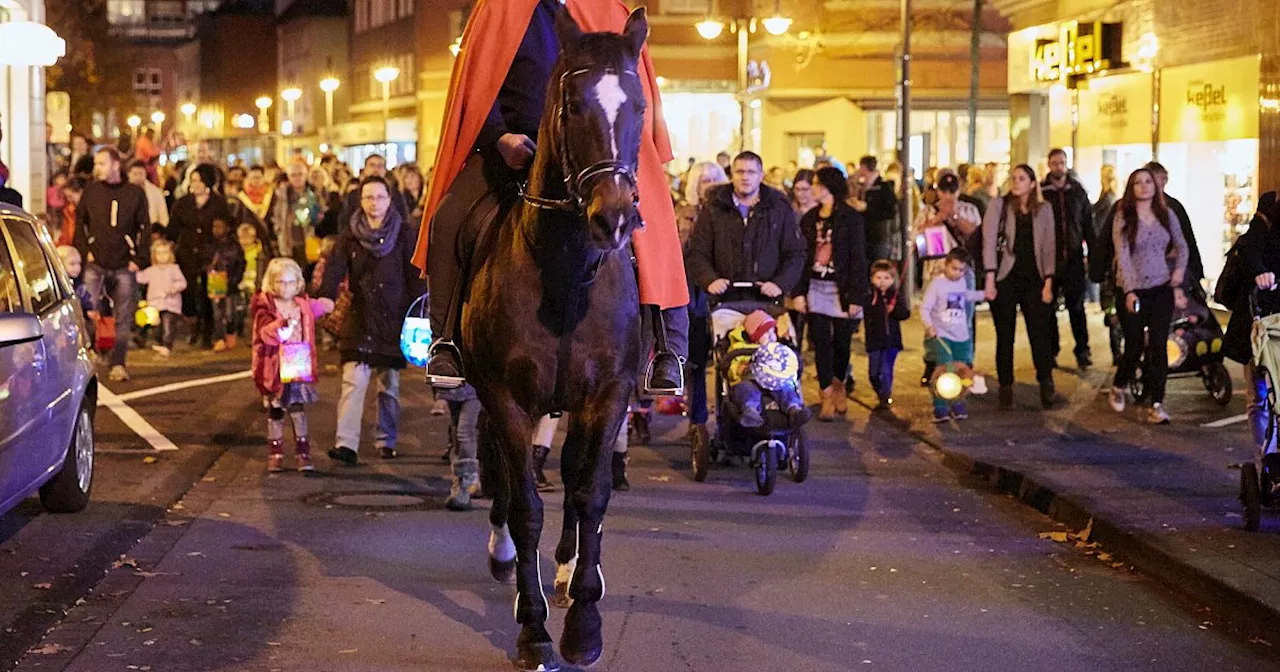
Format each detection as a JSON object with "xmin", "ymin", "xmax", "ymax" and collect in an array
[
  {"xmin": 133, "ymin": 571, "xmax": 177, "ymax": 578},
  {"xmin": 1071, "ymin": 518, "xmax": 1094, "ymax": 543},
  {"xmin": 142, "ymin": 456, "xmax": 158, "ymax": 464},
  {"xmin": 165, "ymin": 520, "xmax": 190, "ymax": 527},
  {"xmin": 217, "ymin": 513, "xmax": 231, "ymax": 518},
  {"xmin": 186, "ymin": 552, "xmax": 205, "ymax": 557},
  {"xmin": 112, "ymin": 557, "xmax": 139, "ymax": 570},
  {"xmin": 365, "ymin": 599, "xmax": 386, "ymax": 605},
  {"xmin": 32, "ymin": 582, "xmax": 52, "ymax": 590},
  {"xmin": 647, "ymin": 475, "xmax": 672, "ymax": 482},
  {"xmin": 339, "ymin": 649, "xmax": 358, "ymax": 654},
  {"xmin": 1038, "ymin": 532, "xmax": 1069, "ymax": 543},
  {"xmin": 27, "ymin": 644, "xmax": 70, "ymax": 655}
]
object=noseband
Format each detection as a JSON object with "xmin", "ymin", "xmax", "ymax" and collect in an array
[{"xmin": 522, "ymin": 66, "xmax": 641, "ymax": 213}]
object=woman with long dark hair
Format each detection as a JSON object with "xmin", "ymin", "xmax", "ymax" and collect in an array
[
  {"xmin": 788, "ymin": 168, "xmax": 817, "ymax": 350},
  {"xmin": 982, "ymin": 164, "xmax": 1058, "ymax": 409},
  {"xmin": 793, "ymin": 167, "xmax": 868, "ymax": 421},
  {"xmin": 1108, "ymin": 168, "xmax": 1188, "ymax": 424}
]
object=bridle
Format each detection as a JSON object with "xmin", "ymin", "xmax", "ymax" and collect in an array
[{"xmin": 522, "ymin": 65, "xmax": 642, "ymax": 213}]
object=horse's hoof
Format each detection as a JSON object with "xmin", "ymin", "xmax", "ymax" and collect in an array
[
  {"xmin": 515, "ymin": 629, "xmax": 560, "ymax": 672},
  {"xmin": 560, "ymin": 602, "xmax": 603, "ymax": 667},
  {"xmin": 489, "ymin": 555, "xmax": 517, "ymax": 585},
  {"xmin": 550, "ymin": 581, "xmax": 573, "ymax": 609}
]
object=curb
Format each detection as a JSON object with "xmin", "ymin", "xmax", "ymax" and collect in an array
[{"xmin": 920, "ymin": 431, "xmax": 1280, "ymax": 649}]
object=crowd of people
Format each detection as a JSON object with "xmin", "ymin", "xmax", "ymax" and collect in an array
[{"xmin": 669, "ymin": 146, "xmax": 1221, "ymax": 429}]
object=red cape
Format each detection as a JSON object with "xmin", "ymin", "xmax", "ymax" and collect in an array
[{"xmin": 414, "ymin": 0, "xmax": 689, "ymax": 309}]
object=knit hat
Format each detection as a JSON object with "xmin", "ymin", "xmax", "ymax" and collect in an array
[{"xmin": 744, "ymin": 310, "xmax": 776, "ymax": 343}]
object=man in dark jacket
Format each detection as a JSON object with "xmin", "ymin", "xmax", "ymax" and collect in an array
[
  {"xmin": 852, "ymin": 155, "xmax": 898, "ymax": 264},
  {"xmin": 75, "ymin": 147, "xmax": 150, "ymax": 382},
  {"xmin": 319, "ymin": 176, "xmax": 427, "ymax": 466},
  {"xmin": 1146, "ymin": 161, "xmax": 1205, "ymax": 285},
  {"xmin": 686, "ymin": 151, "xmax": 807, "ymax": 304},
  {"xmin": 1043, "ymin": 148, "xmax": 1094, "ymax": 369}
]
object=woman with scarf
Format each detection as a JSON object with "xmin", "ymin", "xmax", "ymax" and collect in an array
[{"xmin": 318, "ymin": 176, "xmax": 427, "ymax": 465}]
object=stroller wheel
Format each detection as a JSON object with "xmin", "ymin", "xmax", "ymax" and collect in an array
[
  {"xmin": 755, "ymin": 451, "xmax": 776, "ymax": 496},
  {"xmin": 1207, "ymin": 362, "xmax": 1233, "ymax": 406},
  {"xmin": 787, "ymin": 430, "xmax": 810, "ymax": 483},
  {"xmin": 1242, "ymin": 462, "xmax": 1262, "ymax": 532},
  {"xmin": 690, "ymin": 425, "xmax": 710, "ymax": 483}
]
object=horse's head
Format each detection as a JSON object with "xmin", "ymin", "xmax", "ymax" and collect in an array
[{"xmin": 539, "ymin": 7, "xmax": 649, "ymax": 251}]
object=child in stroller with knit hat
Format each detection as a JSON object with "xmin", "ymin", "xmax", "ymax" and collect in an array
[{"xmin": 726, "ymin": 310, "xmax": 811, "ymax": 428}]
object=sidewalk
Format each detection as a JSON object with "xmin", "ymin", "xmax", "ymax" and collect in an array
[{"xmin": 849, "ymin": 305, "xmax": 1280, "ymax": 640}]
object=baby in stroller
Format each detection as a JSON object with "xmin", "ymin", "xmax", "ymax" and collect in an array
[{"xmin": 725, "ymin": 310, "xmax": 811, "ymax": 428}]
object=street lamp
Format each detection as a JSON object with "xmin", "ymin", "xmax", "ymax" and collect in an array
[
  {"xmin": 126, "ymin": 114, "xmax": 141, "ymax": 137},
  {"xmin": 761, "ymin": 0, "xmax": 791, "ymax": 36},
  {"xmin": 696, "ymin": 10, "xmax": 789, "ymax": 152},
  {"xmin": 374, "ymin": 66, "xmax": 400, "ymax": 136},
  {"xmin": 254, "ymin": 96, "xmax": 272, "ymax": 135},
  {"xmin": 150, "ymin": 110, "xmax": 165, "ymax": 138},
  {"xmin": 281, "ymin": 87, "xmax": 302, "ymax": 136},
  {"xmin": 695, "ymin": 18, "xmax": 724, "ymax": 40},
  {"xmin": 319, "ymin": 77, "xmax": 340, "ymax": 144},
  {"xmin": 179, "ymin": 102, "xmax": 196, "ymax": 135}
]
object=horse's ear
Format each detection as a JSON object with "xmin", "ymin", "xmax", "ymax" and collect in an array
[
  {"xmin": 555, "ymin": 6, "xmax": 583, "ymax": 51},
  {"xmin": 622, "ymin": 7, "xmax": 649, "ymax": 57}
]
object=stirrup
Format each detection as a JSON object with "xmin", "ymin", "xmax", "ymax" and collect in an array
[
  {"xmin": 426, "ymin": 340, "xmax": 466, "ymax": 390},
  {"xmin": 643, "ymin": 354, "xmax": 686, "ymax": 397}
]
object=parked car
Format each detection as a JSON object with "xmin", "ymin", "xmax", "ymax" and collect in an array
[{"xmin": 0, "ymin": 203, "xmax": 97, "ymax": 517}]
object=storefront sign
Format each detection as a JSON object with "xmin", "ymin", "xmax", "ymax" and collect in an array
[
  {"xmin": 1077, "ymin": 72, "xmax": 1152, "ymax": 147},
  {"xmin": 1031, "ymin": 21, "xmax": 1124, "ymax": 84},
  {"xmin": 1158, "ymin": 55, "xmax": 1260, "ymax": 143}
]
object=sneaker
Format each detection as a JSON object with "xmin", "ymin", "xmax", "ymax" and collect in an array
[
  {"xmin": 213, "ymin": 340, "xmax": 228, "ymax": 353},
  {"xmin": 151, "ymin": 345, "xmax": 171, "ymax": 358},
  {"xmin": 380, "ymin": 446, "xmax": 398, "ymax": 459},
  {"xmin": 267, "ymin": 453, "xmax": 285, "ymax": 473},
  {"xmin": 739, "ymin": 406, "xmax": 765, "ymax": 428},
  {"xmin": 644, "ymin": 351, "xmax": 685, "ymax": 396},
  {"xmin": 1148, "ymin": 403, "xmax": 1171, "ymax": 425},
  {"xmin": 446, "ymin": 475, "xmax": 480, "ymax": 512},
  {"xmin": 1109, "ymin": 386, "xmax": 1127, "ymax": 413},
  {"xmin": 108, "ymin": 366, "xmax": 130, "ymax": 382},
  {"xmin": 951, "ymin": 403, "xmax": 969, "ymax": 420},
  {"xmin": 426, "ymin": 345, "xmax": 465, "ymax": 389},
  {"xmin": 612, "ymin": 452, "xmax": 630, "ymax": 492},
  {"xmin": 327, "ymin": 446, "xmax": 359, "ymax": 466},
  {"xmin": 932, "ymin": 408, "xmax": 951, "ymax": 423}
]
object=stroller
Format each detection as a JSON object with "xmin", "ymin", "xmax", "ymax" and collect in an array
[
  {"xmin": 689, "ymin": 283, "xmax": 809, "ymax": 496},
  {"xmin": 1127, "ymin": 285, "xmax": 1232, "ymax": 406},
  {"xmin": 1241, "ymin": 288, "xmax": 1280, "ymax": 531}
]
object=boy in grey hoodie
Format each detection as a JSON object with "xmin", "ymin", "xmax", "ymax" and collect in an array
[{"xmin": 921, "ymin": 249, "xmax": 988, "ymax": 421}]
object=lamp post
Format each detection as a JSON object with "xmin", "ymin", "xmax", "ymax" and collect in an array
[
  {"xmin": 150, "ymin": 110, "xmax": 165, "ymax": 138},
  {"xmin": 180, "ymin": 102, "xmax": 196, "ymax": 141},
  {"xmin": 254, "ymin": 96, "xmax": 272, "ymax": 135},
  {"xmin": 126, "ymin": 114, "xmax": 141, "ymax": 139},
  {"xmin": 319, "ymin": 77, "xmax": 340, "ymax": 144},
  {"xmin": 897, "ymin": 0, "xmax": 914, "ymax": 301},
  {"xmin": 374, "ymin": 66, "xmax": 400, "ymax": 140},
  {"xmin": 696, "ymin": 3, "xmax": 789, "ymax": 153},
  {"xmin": 281, "ymin": 87, "xmax": 301, "ymax": 133}
]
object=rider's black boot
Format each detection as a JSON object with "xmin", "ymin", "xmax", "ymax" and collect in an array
[
  {"xmin": 644, "ymin": 351, "xmax": 684, "ymax": 396},
  {"xmin": 426, "ymin": 344, "xmax": 465, "ymax": 389}
]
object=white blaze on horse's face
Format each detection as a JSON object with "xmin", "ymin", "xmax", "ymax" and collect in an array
[{"xmin": 593, "ymin": 73, "xmax": 628, "ymax": 159}]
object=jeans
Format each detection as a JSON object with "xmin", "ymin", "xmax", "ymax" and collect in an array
[
  {"xmin": 990, "ymin": 278, "xmax": 1056, "ymax": 387},
  {"xmin": 1114, "ymin": 286, "xmax": 1174, "ymax": 404},
  {"xmin": 1053, "ymin": 265, "xmax": 1092, "ymax": 361},
  {"xmin": 928, "ymin": 337, "xmax": 973, "ymax": 414},
  {"xmin": 687, "ymin": 310, "xmax": 711, "ymax": 424},
  {"xmin": 210, "ymin": 296, "xmax": 232, "ymax": 342},
  {"xmin": 867, "ymin": 348, "xmax": 900, "ymax": 401},
  {"xmin": 158, "ymin": 310, "xmax": 180, "ymax": 349},
  {"xmin": 1246, "ymin": 365, "xmax": 1277, "ymax": 460},
  {"xmin": 83, "ymin": 264, "xmax": 137, "ymax": 367},
  {"xmin": 730, "ymin": 380, "xmax": 803, "ymax": 414},
  {"xmin": 336, "ymin": 362, "xmax": 401, "ymax": 451},
  {"xmin": 808, "ymin": 313, "xmax": 855, "ymax": 389},
  {"xmin": 449, "ymin": 397, "xmax": 482, "ymax": 477}
]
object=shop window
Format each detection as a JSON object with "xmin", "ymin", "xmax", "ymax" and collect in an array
[
  {"xmin": 107, "ymin": 0, "xmax": 146, "ymax": 25},
  {"xmin": 133, "ymin": 68, "xmax": 162, "ymax": 96}
]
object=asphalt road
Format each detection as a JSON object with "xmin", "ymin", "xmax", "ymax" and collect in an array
[{"xmin": 3, "ymin": 318, "xmax": 1278, "ymax": 671}]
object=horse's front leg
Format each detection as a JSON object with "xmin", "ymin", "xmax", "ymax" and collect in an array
[
  {"xmin": 487, "ymin": 398, "xmax": 557, "ymax": 672},
  {"xmin": 559, "ymin": 387, "xmax": 632, "ymax": 668},
  {"xmin": 552, "ymin": 420, "xmax": 579, "ymax": 609}
]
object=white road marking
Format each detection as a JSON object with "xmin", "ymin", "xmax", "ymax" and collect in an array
[
  {"xmin": 1203, "ymin": 413, "xmax": 1250, "ymax": 428},
  {"xmin": 97, "ymin": 386, "xmax": 180, "ymax": 452},
  {"xmin": 594, "ymin": 73, "xmax": 627, "ymax": 158},
  {"xmin": 113, "ymin": 370, "xmax": 252, "ymax": 402}
]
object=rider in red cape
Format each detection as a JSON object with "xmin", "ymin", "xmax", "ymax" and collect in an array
[{"xmin": 414, "ymin": 0, "xmax": 689, "ymax": 394}]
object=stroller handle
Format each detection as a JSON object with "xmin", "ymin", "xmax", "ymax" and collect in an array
[{"xmin": 1251, "ymin": 285, "xmax": 1279, "ymax": 320}]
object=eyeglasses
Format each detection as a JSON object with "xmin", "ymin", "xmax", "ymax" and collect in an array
[{"xmin": 361, "ymin": 194, "xmax": 390, "ymax": 202}]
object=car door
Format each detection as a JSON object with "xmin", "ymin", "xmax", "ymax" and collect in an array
[
  {"xmin": 0, "ymin": 220, "xmax": 46, "ymax": 513},
  {"xmin": 3, "ymin": 216, "xmax": 79, "ymax": 470}
]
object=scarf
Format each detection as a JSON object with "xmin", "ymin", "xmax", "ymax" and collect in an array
[{"xmin": 350, "ymin": 204, "xmax": 402, "ymax": 258}]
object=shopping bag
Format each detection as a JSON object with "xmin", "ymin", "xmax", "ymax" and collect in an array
[
  {"xmin": 95, "ymin": 315, "xmax": 116, "ymax": 352},
  {"xmin": 400, "ymin": 293, "xmax": 432, "ymax": 368},
  {"xmin": 207, "ymin": 270, "xmax": 229, "ymax": 299},
  {"xmin": 916, "ymin": 225, "xmax": 957, "ymax": 260},
  {"xmin": 279, "ymin": 341, "xmax": 315, "ymax": 383}
]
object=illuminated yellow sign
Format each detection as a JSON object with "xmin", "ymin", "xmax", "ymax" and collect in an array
[
  {"xmin": 1032, "ymin": 21, "xmax": 1124, "ymax": 83},
  {"xmin": 1077, "ymin": 72, "xmax": 1152, "ymax": 147},
  {"xmin": 1159, "ymin": 55, "xmax": 1260, "ymax": 143}
]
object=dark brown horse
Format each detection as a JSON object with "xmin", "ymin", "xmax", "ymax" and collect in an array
[{"xmin": 461, "ymin": 8, "xmax": 650, "ymax": 671}]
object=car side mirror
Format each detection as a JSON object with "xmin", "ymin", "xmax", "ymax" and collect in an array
[{"xmin": 0, "ymin": 313, "xmax": 43, "ymax": 348}]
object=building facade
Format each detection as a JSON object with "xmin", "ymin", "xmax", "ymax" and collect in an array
[
  {"xmin": 342, "ymin": 0, "xmax": 419, "ymax": 168},
  {"xmin": 993, "ymin": 0, "xmax": 1280, "ymax": 286},
  {"xmin": 1, "ymin": 0, "xmax": 62, "ymax": 214},
  {"xmin": 276, "ymin": 0, "xmax": 350, "ymax": 160}
]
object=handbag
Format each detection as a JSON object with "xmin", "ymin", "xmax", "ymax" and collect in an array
[
  {"xmin": 279, "ymin": 341, "xmax": 315, "ymax": 383},
  {"xmin": 400, "ymin": 293, "xmax": 432, "ymax": 368}
]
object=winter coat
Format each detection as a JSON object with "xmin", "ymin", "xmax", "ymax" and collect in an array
[
  {"xmin": 251, "ymin": 293, "xmax": 327, "ymax": 397},
  {"xmin": 793, "ymin": 201, "xmax": 869, "ymax": 311},
  {"xmin": 136, "ymin": 263, "xmax": 187, "ymax": 314},
  {"xmin": 1041, "ymin": 175, "xmax": 1093, "ymax": 274},
  {"xmin": 206, "ymin": 236, "xmax": 246, "ymax": 292},
  {"xmin": 318, "ymin": 213, "xmax": 426, "ymax": 369},
  {"xmin": 1224, "ymin": 215, "xmax": 1280, "ymax": 364},
  {"xmin": 863, "ymin": 286, "xmax": 910, "ymax": 352},
  {"xmin": 861, "ymin": 175, "xmax": 898, "ymax": 257},
  {"xmin": 168, "ymin": 194, "xmax": 231, "ymax": 273},
  {"xmin": 74, "ymin": 180, "xmax": 150, "ymax": 271},
  {"xmin": 686, "ymin": 183, "xmax": 807, "ymax": 295}
]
